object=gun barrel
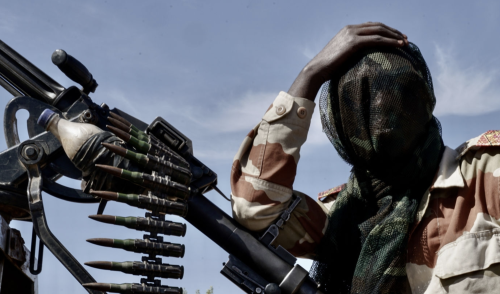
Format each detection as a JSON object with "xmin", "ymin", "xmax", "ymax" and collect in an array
[
  {"xmin": 185, "ymin": 193, "xmax": 323, "ymax": 294},
  {"xmin": 0, "ymin": 40, "xmax": 65, "ymax": 104}
]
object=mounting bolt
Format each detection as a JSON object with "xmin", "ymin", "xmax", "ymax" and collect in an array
[
  {"xmin": 81, "ymin": 109, "xmax": 97, "ymax": 124},
  {"xmin": 22, "ymin": 145, "xmax": 38, "ymax": 160},
  {"xmin": 84, "ymin": 110, "xmax": 92, "ymax": 119}
]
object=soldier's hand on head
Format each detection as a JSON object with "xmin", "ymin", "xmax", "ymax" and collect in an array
[{"xmin": 288, "ymin": 22, "xmax": 408, "ymax": 101}]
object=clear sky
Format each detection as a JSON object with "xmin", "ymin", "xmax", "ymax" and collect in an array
[{"xmin": 1, "ymin": 1, "xmax": 499, "ymax": 293}]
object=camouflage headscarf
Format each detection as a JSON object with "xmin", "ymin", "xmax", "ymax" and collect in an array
[{"xmin": 310, "ymin": 43, "xmax": 444, "ymax": 293}]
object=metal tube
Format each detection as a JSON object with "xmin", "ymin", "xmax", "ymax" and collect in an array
[
  {"xmin": 0, "ymin": 74, "xmax": 23, "ymax": 97},
  {"xmin": 185, "ymin": 193, "xmax": 322, "ymax": 294},
  {"xmin": 0, "ymin": 40, "xmax": 64, "ymax": 104}
]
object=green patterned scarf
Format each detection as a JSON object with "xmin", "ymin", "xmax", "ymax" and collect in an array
[{"xmin": 311, "ymin": 43, "xmax": 444, "ymax": 294}]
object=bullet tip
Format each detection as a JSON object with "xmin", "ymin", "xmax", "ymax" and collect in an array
[
  {"xmin": 82, "ymin": 282, "xmax": 111, "ymax": 292},
  {"xmin": 88, "ymin": 214, "xmax": 116, "ymax": 225},
  {"xmin": 108, "ymin": 117, "xmax": 130, "ymax": 132},
  {"xmin": 101, "ymin": 142, "xmax": 127, "ymax": 157},
  {"xmin": 84, "ymin": 261, "xmax": 112, "ymax": 270},
  {"xmin": 109, "ymin": 112, "xmax": 132, "ymax": 126},
  {"xmin": 107, "ymin": 125, "xmax": 131, "ymax": 142},
  {"xmin": 86, "ymin": 238, "xmax": 114, "ymax": 247},
  {"xmin": 95, "ymin": 164, "xmax": 122, "ymax": 178},
  {"xmin": 90, "ymin": 190, "xmax": 119, "ymax": 201}
]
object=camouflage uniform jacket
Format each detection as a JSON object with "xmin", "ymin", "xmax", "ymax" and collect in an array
[{"xmin": 230, "ymin": 91, "xmax": 500, "ymax": 293}]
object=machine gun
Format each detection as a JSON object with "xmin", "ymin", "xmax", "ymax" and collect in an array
[{"xmin": 0, "ymin": 39, "xmax": 323, "ymax": 294}]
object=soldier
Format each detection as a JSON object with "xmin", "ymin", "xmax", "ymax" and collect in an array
[{"xmin": 230, "ymin": 22, "xmax": 500, "ymax": 293}]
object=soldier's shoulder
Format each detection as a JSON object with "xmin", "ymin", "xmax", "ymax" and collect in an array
[
  {"xmin": 318, "ymin": 183, "xmax": 346, "ymax": 202},
  {"xmin": 455, "ymin": 130, "xmax": 500, "ymax": 158},
  {"xmin": 316, "ymin": 183, "xmax": 346, "ymax": 213}
]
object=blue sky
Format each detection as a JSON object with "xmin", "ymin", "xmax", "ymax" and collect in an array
[{"xmin": 1, "ymin": 1, "xmax": 499, "ymax": 293}]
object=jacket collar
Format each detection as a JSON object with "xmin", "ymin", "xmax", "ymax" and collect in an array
[
  {"xmin": 430, "ymin": 146, "xmax": 465, "ymax": 190},
  {"xmin": 414, "ymin": 146, "xmax": 465, "ymax": 225}
]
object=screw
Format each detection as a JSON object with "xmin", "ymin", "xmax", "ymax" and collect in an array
[
  {"xmin": 23, "ymin": 145, "xmax": 38, "ymax": 160},
  {"xmin": 255, "ymin": 288, "xmax": 262, "ymax": 293},
  {"xmin": 81, "ymin": 110, "xmax": 95, "ymax": 123}
]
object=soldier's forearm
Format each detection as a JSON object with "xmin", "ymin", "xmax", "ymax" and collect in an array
[{"xmin": 287, "ymin": 65, "xmax": 323, "ymax": 102}]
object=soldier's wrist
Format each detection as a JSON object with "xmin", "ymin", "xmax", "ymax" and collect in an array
[{"xmin": 287, "ymin": 66, "xmax": 323, "ymax": 101}]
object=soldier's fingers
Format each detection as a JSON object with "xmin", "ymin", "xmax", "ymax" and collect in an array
[
  {"xmin": 357, "ymin": 22, "xmax": 406, "ymax": 39},
  {"xmin": 357, "ymin": 25, "xmax": 405, "ymax": 41},
  {"xmin": 356, "ymin": 35, "xmax": 405, "ymax": 49}
]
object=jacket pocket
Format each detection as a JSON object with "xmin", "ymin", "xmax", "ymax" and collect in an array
[
  {"xmin": 262, "ymin": 92, "xmax": 294, "ymax": 123},
  {"xmin": 434, "ymin": 229, "xmax": 500, "ymax": 279}
]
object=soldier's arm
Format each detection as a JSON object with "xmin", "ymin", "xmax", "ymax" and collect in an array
[
  {"xmin": 230, "ymin": 91, "xmax": 328, "ymax": 258},
  {"xmin": 231, "ymin": 23, "xmax": 407, "ymax": 258}
]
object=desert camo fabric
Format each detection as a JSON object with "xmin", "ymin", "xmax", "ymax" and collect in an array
[
  {"xmin": 230, "ymin": 91, "xmax": 329, "ymax": 259},
  {"xmin": 230, "ymin": 91, "xmax": 500, "ymax": 293},
  {"xmin": 406, "ymin": 133, "xmax": 500, "ymax": 294}
]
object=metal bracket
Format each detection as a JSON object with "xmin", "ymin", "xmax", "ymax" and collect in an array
[
  {"xmin": 29, "ymin": 227, "xmax": 43, "ymax": 275},
  {"xmin": 19, "ymin": 141, "xmax": 104, "ymax": 294},
  {"xmin": 221, "ymin": 255, "xmax": 269, "ymax": 294},
  {"xmin": 259, "ymin": 195, "xmax": 301, "ymax": 265}
]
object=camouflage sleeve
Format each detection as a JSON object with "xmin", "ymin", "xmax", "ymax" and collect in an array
[{"xmin": 230, "ymin": 91, "xmax": 328, "ymax": 259}]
